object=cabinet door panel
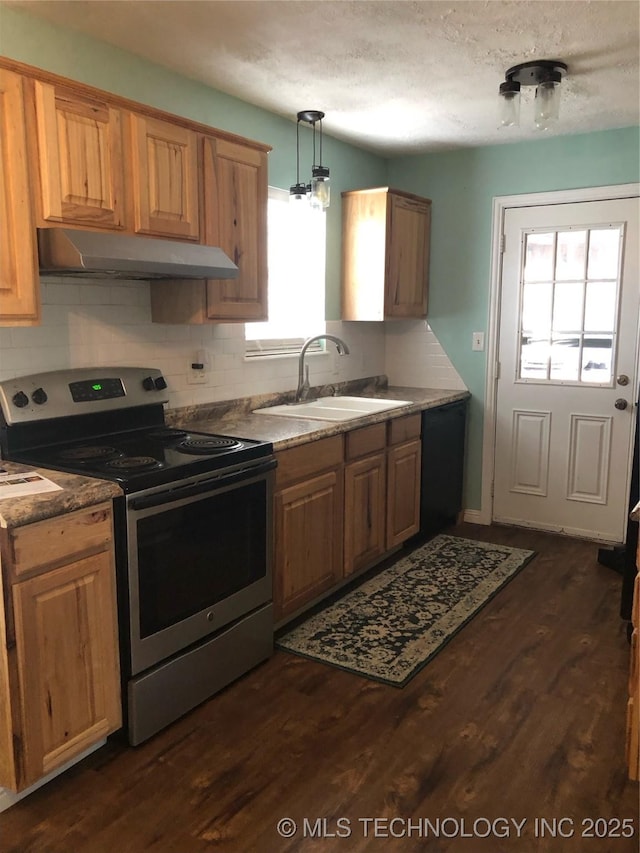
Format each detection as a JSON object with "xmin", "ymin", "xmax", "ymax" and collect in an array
[
  {"xmin": 204, "ymin": 138, "xmax": 268, "ymax": 320},
  {"xmin": 12, "ymin": 551, "xmax": 121, "ymax": 787},
  {"xmin": 385, "ymin": 194, "xmax": 430, "ymax": 318},
  {"xmin": 32, "ymin": 81, "xmax": 125, "ymax": 229},
  {"xmin": 0, "ymin": 70, "xmax": 39, "ymax": 324},
  {"xmin": 387, "ymin": 439, "xmax": 421, "ymax": 548},
  {"xmin": 344, "ymin": 453, "xmax": 386, "ymax": 576},
  {"xmin": 274, "ymin": 470, "xmax": 343, "ymax": 620},
  {"xmin": 130, "ymin": 113, "xmax": 199, "ymax": 239}
]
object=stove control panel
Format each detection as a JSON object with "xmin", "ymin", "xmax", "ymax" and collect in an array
[{"xmin": 0, "ymin": 367, "xmax": 169, "ymax": 425}]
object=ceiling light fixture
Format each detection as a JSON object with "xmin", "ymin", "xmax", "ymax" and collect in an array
[
  {"xmin": 499, "ymin": 60, "xmax": 568, "ymax": 131},
  {"xmin": 289, "ymin": 110, "xmax": 330, "ymax": 210}
]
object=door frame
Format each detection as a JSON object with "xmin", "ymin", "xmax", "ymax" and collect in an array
[{"xmin": 477, "ymin": 183, "xmax": 640, "ymax": 527}]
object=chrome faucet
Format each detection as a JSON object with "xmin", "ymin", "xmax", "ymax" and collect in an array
[{"xmin": 295, "ymin": 334, "xmax": 351, "ymax": 402}]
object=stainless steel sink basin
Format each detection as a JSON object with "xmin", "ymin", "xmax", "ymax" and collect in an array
[{"xmin": 253, "ymin": 396, "xmax": 412, "ymax": 422}]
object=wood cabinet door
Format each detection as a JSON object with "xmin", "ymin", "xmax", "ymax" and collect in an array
[
  {"xmin": 386, "ymin": 438, "xmax": 422, "ymax": 548},
  {"xmin": 274, "ymin": 470, "xmax": 343, "ymax": 621},
  {"xmin": 130, "ymin": 113, "xmax": 200, "ymax": 240},
  {"xmin": 384, "ymin": 193, "xmax": 430, "ymax": 318},
  {"xmin": 204, "ymin": 137, "xmax": 268, "ymax": 320},
  {"xmin": 344, "ymin": 453, "xmax": 387, "ymax": 576},
  {"xmin": 0, "ymin": 70, "xmax": 39, "ymax": 325},
  {"xmin": 12, "ymin": 550, "xmax": 121, "ymax": 788},
  {"xmin": 31, "ymin": 80, "xmax": 125, "ymax": 229}
]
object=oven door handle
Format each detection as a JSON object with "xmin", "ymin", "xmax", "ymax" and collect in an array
[{"xmin": 128, "ymin": 457, "xmax": 277, "ymax": 510}]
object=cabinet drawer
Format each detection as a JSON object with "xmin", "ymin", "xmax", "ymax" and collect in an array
[
  {"xmin": 345, "ymin": 423, "xmax": 386, "ymax": 461},
  {"xmin": 275, "ymin": 436, "xmax": 343, "ymax": 489},
  {"xmin": 8, "ymin": 503, "xmax": 113, "ymax": 579},
  {"xmin": 388, "ymin": 413, "xmax": 421, "ymax": 446}
]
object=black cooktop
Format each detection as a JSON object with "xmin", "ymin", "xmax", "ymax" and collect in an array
[{"xmin": 10, "ymin": 426, "xmax": 273, "ymax": 493}]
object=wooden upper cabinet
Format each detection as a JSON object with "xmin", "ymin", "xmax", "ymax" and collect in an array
[
  {"xmin": 129, "ymin": 112, "xmax": 200, "ymax": 240},
  {"xmin": 30, "ymin": 80, "xmax": 125, "ymax": 230},
  {"xmin": 149, "ymin": 136, "xmax": 269, "ymax": 324},
  {"xmin": 204, "ymin": 137, "xmax": 268, "ymax": 321},
  {"xmin": 342, "ymin": 187, "xmax": 431, "ymax": 320},
  {"xmin": 0, "ymin": 69, "xmax": 40, "ymax": 325}
]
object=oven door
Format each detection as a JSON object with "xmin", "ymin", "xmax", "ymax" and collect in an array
[{"xmin": 124, "ymin": 458, "xmax": 275, "ymax": 675}]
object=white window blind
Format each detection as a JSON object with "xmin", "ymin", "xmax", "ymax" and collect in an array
[{"xmin": 245, "ymin": 186, "xmax": 326, "ymax": 357}]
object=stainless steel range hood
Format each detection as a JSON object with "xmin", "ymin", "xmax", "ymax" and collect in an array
[{"xmin": 37, "ymin": 228, "xmax": 239, "ymax": 280}]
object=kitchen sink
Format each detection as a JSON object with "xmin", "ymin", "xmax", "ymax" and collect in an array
[{"xmin": 253, "ymin": 396, "xmax": 412, "ymax": 422}]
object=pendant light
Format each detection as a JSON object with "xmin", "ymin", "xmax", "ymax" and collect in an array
[
  {"xmin": 498, "ymin": 60, "xmax": 568, "ymax": 131},
  {"xmin": 289, "ymin": 110, "xmax": 331, "ymax": 210},
  {"xmin": 289, "ymin": 118, "xmax": 307, "ymax": 203}
]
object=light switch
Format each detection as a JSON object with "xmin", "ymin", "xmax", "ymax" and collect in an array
[{"xmin": 472, "ymin": 332, "xmax": 485, "ymax": 351}]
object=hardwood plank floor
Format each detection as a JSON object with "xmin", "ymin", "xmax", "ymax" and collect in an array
[{"xmin": 2, "ymin": 524, "xmax": 638, "ymax": 852}]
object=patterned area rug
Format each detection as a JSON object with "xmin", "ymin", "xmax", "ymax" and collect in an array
[{"xmin": 276, "ymin": 534, "xmax": 535, "ymax": 686}]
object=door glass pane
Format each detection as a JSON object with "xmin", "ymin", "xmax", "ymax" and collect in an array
[
  {"xmin": 584, "ymin": 280, "xmax": 616, "ymax": 332},
  {"xmin": 581, "ymin": 336, "xmax": 613, "ymax": 383},
  {"xmin": 522, "ymin": 280, "xmax": 552, "ymax": 332},
  {"xmin": 556, "ymin": 230, "xmax": 586, "ymax": 280},
  {"xmin": 520, "ymin": 335, "xmax": 550, "ymax": 379},
  {"xmin": 552, "ymin": 280, "xmax": 583, "ymax": 331},
  {"xmin": 550, "ymin": 336, "xmax": 580, "ymax": 381},
  {"xmin": 588, "ymin": 228, "xmax": 620, "ymax": 279},
  {"xmin": 524, "ymin": 232, "xmax": 554, "ymax": 281},
  {"xmin": 517, "ymin": 224, "xmax": 622, "ymax": 387}
]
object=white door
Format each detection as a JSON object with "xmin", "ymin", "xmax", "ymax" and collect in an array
[{"xmin": 493, "ymin": 197, "xmax": 639, "ymax": 544}]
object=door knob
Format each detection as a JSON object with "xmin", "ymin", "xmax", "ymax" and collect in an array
[{"xmin": 614, "ymin": 398, "xmax": 628, "ymax": 410}]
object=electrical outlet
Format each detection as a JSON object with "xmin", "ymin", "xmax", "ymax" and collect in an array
[{"xmin": 186, "ymin": 368, "xmax": 207, "ymax": 385}]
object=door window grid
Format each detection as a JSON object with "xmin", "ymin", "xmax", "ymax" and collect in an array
[{"xmin": 517, "ymin": 224, "xmax": 623, "ymax": 385}]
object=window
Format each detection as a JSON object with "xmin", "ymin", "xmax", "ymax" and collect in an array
[
  {"xmin": 518, "ymin": 224, "xmax": 623, "ymax": 384},
  {"xmin": 245, "ymin": 187, "xmax": 326, "ymax": 357}
]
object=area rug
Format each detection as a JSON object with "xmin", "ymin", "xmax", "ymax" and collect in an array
[{"xmin": 276, "ymin": 534, "xmax": 536, "ymax": 686}]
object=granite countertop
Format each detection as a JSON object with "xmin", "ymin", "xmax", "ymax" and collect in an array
[
  {"xmin": 170, "ymin": 383, "xmax": 470, "ymax": 451},
  {"xmin": 0, "ymin": 379, "xmax": 468, "ymax": 529},
  {"xmin": 0, "ymin": 461, "xmax": 122, "ymax": 530}
]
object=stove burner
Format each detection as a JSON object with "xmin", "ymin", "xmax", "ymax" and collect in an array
[
  {"xmin": 58, "ymin": 445, "xmax": 121, "ymax": 463},
  {"xmin": 147, "ymin": 428, "xmax": 188, "ymax": 440},
  {"xmin": 177, "ymin": 437, "xmax": 242, "ymax": 455},
  {"xmin": 105, "ymin": 455, "xmax": 162, "ymax": 472}
]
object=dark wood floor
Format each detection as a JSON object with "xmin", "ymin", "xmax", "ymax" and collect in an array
[{"xmin": 2, "ymin": 523, "xmax": 638, "ymax": 852}]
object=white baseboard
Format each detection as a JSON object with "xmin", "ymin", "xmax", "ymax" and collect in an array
[
  {"xmin": 0, "ymin": 739, "xmax": 106, "ymax": 813},
  {"xmin": 463, "ymin": 509, "xmax": 489, "ymax": 525}
]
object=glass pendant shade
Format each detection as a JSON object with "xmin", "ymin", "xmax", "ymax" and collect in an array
[
  {"xmin": 499, "ymin": 85, "xmax": 521, "ymax": 128},
  {"xmin": 534, "ymin": 79, "xmax": 561, "ymax": 130},
  {"xmin": 289, "ymin": 182, "xmax": 307, "ymax": 204},
  {"xmin": 309, "ymin": 166, "xmax": 330, "ymax": 210}
]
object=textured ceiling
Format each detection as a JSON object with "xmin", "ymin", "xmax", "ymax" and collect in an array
[{"xmin": 3, "ymin": 0, "xmax": 639, "ymax": 154}]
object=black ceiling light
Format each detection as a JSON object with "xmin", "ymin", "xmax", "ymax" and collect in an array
[
  {"xmin": 499, "ymin": 60, "xmax": 568, "ymax": 131},
  {"xmin": 289, "ymin": 110, "xmax": 330, "ymax": 210}
]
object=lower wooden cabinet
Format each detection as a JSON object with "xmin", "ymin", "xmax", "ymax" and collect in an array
[
  {"xmin": 0, "ymin": 503, "xmax": 121, "ymax": 792},
  {"xmin": 386, "ymin": 414, "xmax": 421, "ymax": 549},
  {"xmin": 274, "ymin": 414, "xmax": 422, "ymax": 623},
  {"xmin": 274, "ymin": 437, "xmax": 344, "ymax": 621},
  {"xmin": 344, "ymin": 424, "xmax": 387, "ymax": 577}
]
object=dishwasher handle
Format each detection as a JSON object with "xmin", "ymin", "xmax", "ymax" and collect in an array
[{"xmin": 129, "ymin": 457, "xmax": 276, "ymax": 510}]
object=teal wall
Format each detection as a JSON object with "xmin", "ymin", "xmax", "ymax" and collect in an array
[
  {"xmin": 2, "ymin": 6, "xmax": 639, "ymax": 510},
  {"xmin": 0, "ymin": 6, "xmax": 387, "ymax": 319},
  {"xmin": 389, "ymin": 128, "xmax": 640, "ymax": 508}
]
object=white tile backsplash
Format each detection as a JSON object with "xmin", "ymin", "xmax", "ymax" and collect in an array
[
  {"xmin": 384, "ymin": 319, "xmax": 466, "ymax": 390},
  {"xmin": 0, "ymin": 281, "xmax": 465, "ymax": 404}
]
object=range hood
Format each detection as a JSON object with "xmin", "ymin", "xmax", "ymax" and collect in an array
[{"xmin": 37, "ymin": 228, "xmax": 239, "ymax": 281}]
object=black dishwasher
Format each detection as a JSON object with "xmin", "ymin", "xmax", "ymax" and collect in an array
[{"xmin": 418, "ymin": 398, "xmax": 468, "ymax": 538}]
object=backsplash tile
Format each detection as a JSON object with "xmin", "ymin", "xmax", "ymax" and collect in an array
[{"xmin": 0, "ymin": 279, "xmax": 389, "ymax": 408}]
